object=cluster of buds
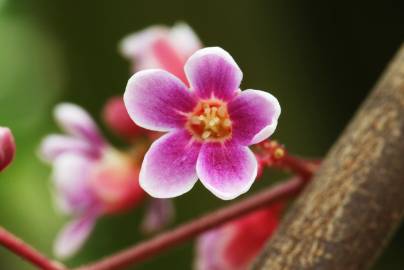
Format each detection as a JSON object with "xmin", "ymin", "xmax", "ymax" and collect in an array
[{"xmin": 254, "ymin": 140, "xmax": 287, "ymax": 178}]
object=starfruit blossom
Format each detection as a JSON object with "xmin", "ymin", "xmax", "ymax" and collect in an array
[
  {"xmin": 124, "ymin": 47, "xmax": 281, "ymax": 200},
  {"xmin": 39, "ymin": 103, "xmax": 171, "ymax": 258}
]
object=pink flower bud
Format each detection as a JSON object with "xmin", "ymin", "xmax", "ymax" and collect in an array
[
  {"xmin": 103, "ymin": 96, "xmax": 145, "ymax": 140},
  {"xmin": 0, "ymin": 127, "xmax": 15, "ymax": 172},
  {"xmin": 195, "ymin": 202, "xmax": 284, "ymax": 270}
]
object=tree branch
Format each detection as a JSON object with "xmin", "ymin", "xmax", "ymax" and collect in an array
[
  {"xmin": 253, "ymin": 43, "xmax": 404, "ymax": 270},
  {"xmin": 0, "ymin": 227, "xmax": 63, "ymax": 270}
]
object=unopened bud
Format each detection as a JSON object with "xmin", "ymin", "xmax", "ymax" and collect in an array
[
  {"xmin": 0, "ymin": 127, "xmax": 15, "ymax": 172},
  {"xmin": 103, "ymin": 96, "xmax": 145, "ymax": 139}
]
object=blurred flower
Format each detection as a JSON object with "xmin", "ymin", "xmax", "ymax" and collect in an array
[
  {"xmin": 40, "ymin": 103, "xmax": 171, "ymax": 258},
  {"xmin": 102, "ymin": 96, "xmax": 145, "ymax": 140},
  {"xmin": 0, "ymin": 127, "xmax": 15, "ymax": 172},
  {"xmin": 194, "ymin": 203, "xmax": 284, "ymax": 270},
  {"xmin": 120, "ymin": 22, "xmax": 202, "ymax": 83},
  {"xmin": 109, "ymin": 23, "xmax": 201, "ymax": 142},
  {"xmin": 124, "ymin": 47, "xmax": 281, "ymax": 200}
]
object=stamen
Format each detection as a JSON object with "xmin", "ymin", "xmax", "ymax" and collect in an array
[
  {"xmin": 274, "ymin": 148, "xmax": 285, "ymax": 159},
  {"xmin": 218, "ymin": 106, "xmax": 226, "ymax": 117},
  {"xmin": 223, "ymin": 119, "xmax": 231, "ymax": 127},
  {"xmin": 187, "ymin": 100, "xmax": 232, "ymax": 141},
  {"xmin": 208, "ymin": 117, "xmax": 219, "ymax": 127},
  {"xmin": 191, "ymin": 116, "xmax": 201, "ymax": 124},
  {"xmin": 201, "ymin": 131, "xmax": 211, "ymax": 139}
]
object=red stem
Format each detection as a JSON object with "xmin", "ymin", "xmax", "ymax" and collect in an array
[
  {"xmin": 76, "ymin": 176, "xmax": 307, "ymax": 270},
  {"xmin": 0, "ymin": 227, "xmax": 63, "ymax": 270},
  {"xmin": 279, "ymin": 154, "xmax": 317, "ymax": 180},
  {"xmin": 255, "ymin": 141, "xmax": 318, "ymax": 180}
]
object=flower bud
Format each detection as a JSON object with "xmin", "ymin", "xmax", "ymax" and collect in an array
[
  {"xmin": 0, "ymin": 127, "xmax": 15, "ymax": 172},
  {"xmin": 103, "ymin": 96, "xmax": 145, "ymax": 140}
]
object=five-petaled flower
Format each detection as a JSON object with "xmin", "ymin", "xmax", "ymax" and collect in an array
[
  {"xmin": 40, "ymin": 103, "xmax": 172, "ymax": 258},
  {"xmin": 195, "ymin": 203, "xmax": 283, "ymax": 270},
  {"xmin": 124, "ymin": 47, "xmax": 281, "ymax": 200}
]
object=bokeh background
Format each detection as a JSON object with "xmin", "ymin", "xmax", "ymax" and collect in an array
[{"xmin": 0, "ymin": 0, "xmax": 403, "ymax": 269}]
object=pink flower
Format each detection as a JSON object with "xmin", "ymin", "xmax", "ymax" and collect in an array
[
  {"xmin": 124, "ymin": 47, "xmax": 281, "ymax": 200},
  {"xmin": 40, "ymin": 103, "xmax": 171, "ymax": 258},
  {"xmin": 120, "ymin": 22, "xmax": 202, "ymax": 83},
  {"xmin": 0, "ymin": 127, "xmax": 15, "ymax": 172},
  {"xmin": 194, "ymin": 203, "xmax": 283, "ymax": 270}
]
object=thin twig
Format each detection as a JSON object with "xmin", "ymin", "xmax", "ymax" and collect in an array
[
  {"xmin": 255, "ymin": 140, "xmax": 318, "ymax": 180},
  {"xmin": 76, "ymin": 176, "xmax": 308, "ymax": 270},
  {"xmin": 0, "ymin": 227, "xmax": 63, "ymax": 270},
  {"xmin": 280, "ymin": 154, "xmax": 317, "ymax": 180}
]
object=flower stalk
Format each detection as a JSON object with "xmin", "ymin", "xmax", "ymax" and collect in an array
[
  {"xmin": 0, "ymin": 227, "xmax": 64, "ymax": 270},
  {"xmin": 255, "ymin": 140, "xmax": 318, "ymax": 180}
]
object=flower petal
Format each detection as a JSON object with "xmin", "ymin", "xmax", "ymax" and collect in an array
[
  {"xmin": 124, "ymin": 69, "xmax": 197, "ymax": 132},
  {"xmin": 54, "ymin": 103, "xmax": 105, "ymax": 147},
  {"xmin": 39, "ymin": 134, "xmax": 100, "ymax": 162},
  {"xmin": 141, "ymin": 199, "xmax": 174, "ymax": 234},
  {"xmin": 185, "ymin": 47, "xmax": 242, "ymax": 101},
  {"xmin": 195, "ymin": 229, "xmax": 233, "ymax": 270},
  {"xmin": 53, "ymin": 210, "xmax": 99, "ymax": 259},
  {"xmin": 119, "ymin": 26, "xmax": 168, "ymax": 58},
  {"xmin": 196, "ymin": 142, "xmax": 257, "ymax": 200},
  {"xmin": 52, "ymin": 153, "xmax": 97, "ymax": 213},
  {"xmin": 195, "ymin": 203, "xmax": 283, "ymax": 270},
  {"xmin": 140, "ymin": 130, "xmax": 201, "ymax": 198},
  {"xmin": 228, "ymin": 89, "xmax": 281, "ymax": 145},
  {"xmin": 169, "ymin": 22, "xmax": 202, "ymax": 57},
  {"xmin": 222, "ymin": 204, "xmax": 283, "ymax": 269},
  {"xmin": 119, "ymin": 23, "xmax": 201, "ymax": 83},
  {"xmin": 150, "ymin": 37, "xmax": 188, "ymax": 84}
]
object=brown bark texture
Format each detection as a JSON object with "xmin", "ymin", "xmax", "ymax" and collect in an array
[{"xmin": 253, "ymin": 44, "xmax": 404, "ymax": 270}]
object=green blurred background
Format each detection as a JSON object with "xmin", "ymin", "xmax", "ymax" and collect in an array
[{"xmin": 0, "ymin": 0, "xmax": 403, "ymax": 269}]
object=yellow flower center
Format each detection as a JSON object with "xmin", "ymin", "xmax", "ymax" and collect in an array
[{"xmin": 187, "ymin": 99, "xmax": 232, "ymax": 141}]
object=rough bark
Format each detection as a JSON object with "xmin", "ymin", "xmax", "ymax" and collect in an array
[{"xmin": 253, "ymin": 44, "xmax": 404, "ymax": 270}]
